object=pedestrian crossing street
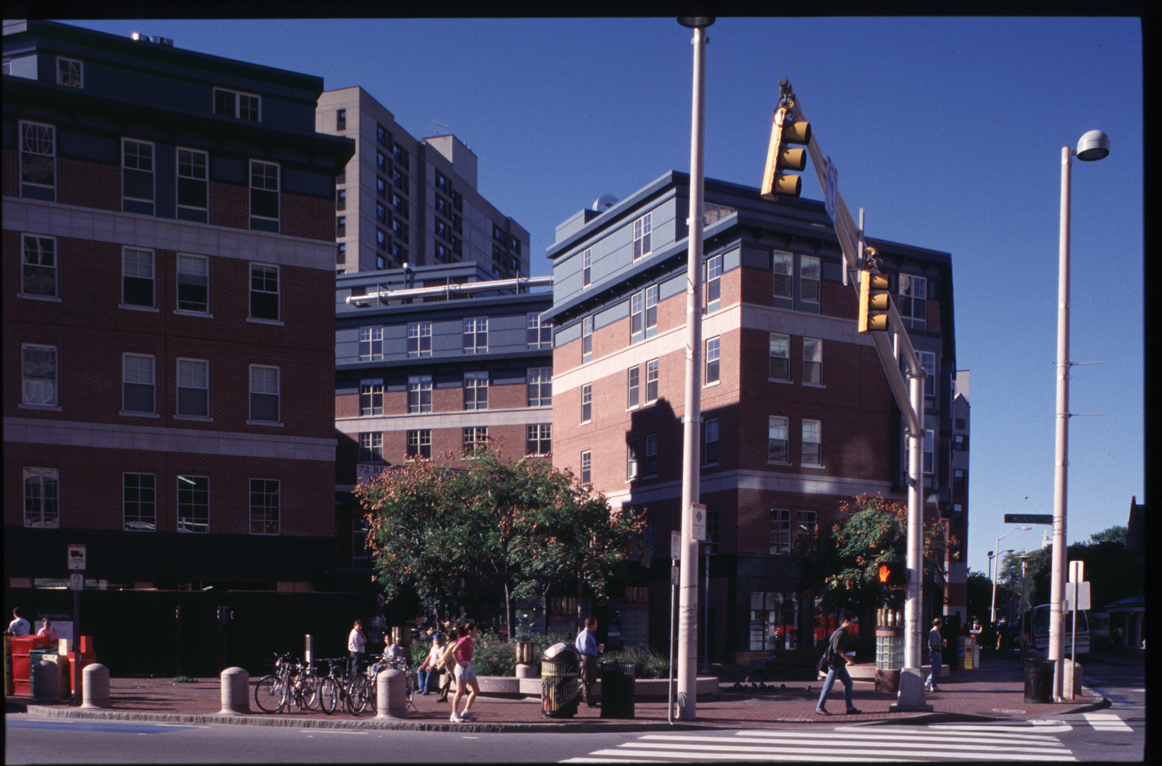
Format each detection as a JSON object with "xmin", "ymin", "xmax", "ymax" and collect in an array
[{"xmin": 560, "ymin": 721, "xmax": 1079, "ymax": 762}]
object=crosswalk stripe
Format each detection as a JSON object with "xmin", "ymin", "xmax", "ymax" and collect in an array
[
  {"xmin": 1083, "ymin": 712, "xmax": 1132, "ymax": 732},
  {"xmin": 727, "ymin": 730, "xmax": 1064, "ymax": 746}
]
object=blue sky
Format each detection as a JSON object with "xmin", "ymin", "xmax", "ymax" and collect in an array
[{"xmin": 69, "ymin": 17, "xmax": 1145, "ymax": 582}]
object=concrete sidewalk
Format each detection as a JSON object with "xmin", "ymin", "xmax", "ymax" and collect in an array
[{"xmin": 7, "ymin": 654, "xmax": 1108, "ymax": 732}]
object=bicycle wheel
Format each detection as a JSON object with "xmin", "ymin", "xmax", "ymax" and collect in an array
[
  {"xmin": 254, "ymin": 674, "xmax": 285, "ymax": 713},
  {"xmin": 303, "ymin": 674, "xmax": 321, "ymax": 711},
  {"xmin": 346, "ymin": 674, "xmax": 370, "ymax": 716},
  {"xmin": 319, "ymin": 676, "xmax": 338, "ymax": 715},
  {"xmin": 405, "ymin": 671, "xmax": 417, "ymax": 702}
]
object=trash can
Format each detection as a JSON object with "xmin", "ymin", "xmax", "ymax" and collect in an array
[
  {"xmin": 1024, "ymin": 658, "xmax": 1053, "ymax": 703},
  {"xmin": 599, "ymin": 661, "xmax": 636, "ymax": 719},
  {"xmin": 540, "ymin": 642, "xmax": 581, "ymax": 719}
]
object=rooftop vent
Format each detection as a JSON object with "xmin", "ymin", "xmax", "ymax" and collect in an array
[
  {"xmin": 130, "ymin": 33, "xmax": 173, "ymax": 46},
  {"xmin": 593, "ymin": 194, "xmax": 618, "ymax": 211}
]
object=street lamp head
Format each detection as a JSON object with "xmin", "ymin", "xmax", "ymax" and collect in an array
[
  {"xmin": 1076, "ymin": 130, "xmax": 1110, "ymax": 161},
  {"xmin": 1019, "ymin": 525, "xmax": 1031, "ymax": 531},
  {"xmin": 677, "ymin": 17, "xmax": 715, "ymax": 28}
]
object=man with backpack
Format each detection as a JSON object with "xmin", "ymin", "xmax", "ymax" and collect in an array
[{"xmin": 815, "ymin": 615, "xmax": 861, "ymax": 715}]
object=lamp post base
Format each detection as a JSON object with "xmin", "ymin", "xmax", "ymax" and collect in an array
[{"xmin": 889, "ymin": 668, "xmax": 934, "ymax": 712}]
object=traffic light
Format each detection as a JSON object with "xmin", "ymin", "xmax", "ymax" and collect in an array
[
  {"xmin": 858, "ymin": 269, "xmax": 891, "ymax": 333},
  {"xmin": 761, "ymin": 106, "xmax": 811, "ymax": 200},
  {"xmin": 877, "ymin": 561, "xmax": 905, "ymax": 588}
]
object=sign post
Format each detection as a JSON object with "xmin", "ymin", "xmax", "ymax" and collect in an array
[{"xmin": 68, "ymin": 545, "xmax": 85, "ymax": 706}]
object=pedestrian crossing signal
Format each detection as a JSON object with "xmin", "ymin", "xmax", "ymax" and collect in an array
[{"xmin": 877, "ymin": 562, "xmax": 905, "ymax": 588}]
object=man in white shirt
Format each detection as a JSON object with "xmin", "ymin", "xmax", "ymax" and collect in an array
[
  {"xmin": 575, "ymin": 616, "xmax": 601, "ymax": 708},
  {"xmin": 7, "ymin": 607, "xmax": 31, "ymax": 636},
  {"xmin": 348, "ymin": 619, "xmax": 367, "ymax": 671}
]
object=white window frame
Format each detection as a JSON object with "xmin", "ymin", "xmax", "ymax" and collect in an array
[
  {"xmin": 800, "ymin": 255, "xmax": 821, "ymax": 305},
  {"xmin": 632, "ymin": 212, "xmax": 652, "ymax": 261},
  {"xmin": 176, "ymin": 147, "xmax": 208, "ymax": 218},
  {"xmin": 122, "ymin": 138, "xmax": 155, "ymax": 205},
  {"xmin": 581, "ymin": 316, "xmax": 593, "ymax": 363},
  {"xmin": 463, "ymin": 372, "xmax": 489, "ymax": 411},
  {"xmin": 213, "ymin": 87, "xmax": 261, "ymax": 121},
  {"xmin": 627, "ymin": 438, "xmax": 639, "ymax": 481},
  {"xmin": 646, "ymin": 359, "xmax": 659, "ymax": 403},
  {"xmin": 249, "ymin": 160, "xmax": 280, "ymax": 224},
  {"xmin": 360, "ymin": 326, "xmax": 384, "ymax": 361},
  {"xmin": 24, "ymin": 468, "xmax": 60, "ymax": 528},
  {"xmin": 250, "ymin": 478, "xmax": 280, "ymax": 536},
  {"xmin": 627, "ymin": 366, "xmax": 640, "ymax": 410},
  {"xmin": 580, "ymin": 451, "xmax": 592, "ymax": 486},
  {"xmin": 359, "ymin": 431, "xmax": 384, "ymax": 463},
  {"xmin": 919, "ymin": 350, "xmax": 936, "ymax": 398},
  {"xmin": 706, "ymin": 254, "xmax": 723, "ymax": 312},
  {"xmin": 122, "ymin": 353, "xmax": 156, "ymax": 415},
  {"xmin": 527, "ymin": 367, "xmax": 552, "ymax": 407},
  {"xmin": 527, "ymin": 313, "xmax": 552, "ymax": 348},
  {"xmin": 407, "ymin": 429, "xmax": 432, "ymax": 459},
  {"xmin": 123, "ymin": 472, "xmax": 157, "ymax": 532},
  {"xmin": 21, "ymin": 344, "xmax": 58, "ymax": 408},
  {"xmin": 705, "ymin": 336, "xmax": 720, "ymax": 385},
  {"xmin": 802, "ymin": 419, "xmax": 823, "ymax": 467},
  {"xmin": 769, "ymin": 333, "xmax": 791, "ymax": 382},
  {"xmin": 177, "ymin": 475, "xmax": 209, "ymax": 533},
  {"xmin": 526, "ymin": 423, "xmax": 552, "ymax": 457},
  {"xmin": 582, "ymin": 248, "xmax": 592, "ymax": 287},
  {"xmin": 581, "ymin": 383, "xmax": 592, "ymax": 423},
  {"xmin": 797, "ymin": 510, "xmax": 818, "ymax": 538},
  {"xmin": 176, "ymin": 358, "xmax": 210, "ymax": 419},
  {"xmin": 121, "ymin": 247, "xmax": 155, "ymax": 309},
  {"xmin": 463, "ymin": 317, "xmax": 488, "ymax": 354},
  {"xmin": 645, "ymin": 285, "xmax": 658, "ymax": 337},
  {"xmin": 462, "ymin": 426, "xmax": 488, "ymax": 454},
  {"xmin": 360, "ymin": 379, "xmax": 384, "ymax": 416},
  {"xmin": 249, "ymin": 263, "xmax": 280, "ymax": 322},
  {"xmin": 56, "ymin": 56, "xmax": 83, "ymax": 87},
  {"xmin": 407, "ymin": 321, "xmax": 431, "ymax": 357},
  {"xmin": 249, "ymin": 364, "xmax": 281, "ymax": 424},
  {"xmin": 803, "ymin": 338, "xmax": 823, "ymax": 386},
  {"xmin": 20, "ymin": 234, "xmax": 57, "ymax": 299},
  {"xmin": 176, "ymin": 254, "xmax": 209, "ymax": 315},
  {"xmin": 768, "ymin": 416, "xmax": 789, "ymax": 464},
  {"xmin": 704, "ymin": 417, "xmax": 720, "ymax": 465},
  {"xmin": 20, "ymin": 120, "xmax": 56, "ymax": 197},
  {"xmin": 899, "ymin": 274, "xmax": 928, "ymax": 329},
  {"xmin": 770, "ymin": 509, "xmax": 792, "ymax": 554},
  {"xmin": 772, "ymin": 251, "xmax": 793, "ymax": 300},
  {"xmin": 407, "ymin": 375, "xmax": 432, "ymax": 414}
]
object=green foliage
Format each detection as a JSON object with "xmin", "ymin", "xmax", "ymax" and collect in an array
[
  {"xmin": 171, "ymin": 675, "xmax": 196, "ymax": 684},
  {"xmin": 1087, "ymin": 525, "xmax": 1128, "ymax": 546},
  {"xmin": 356, "ymin": 440, "xmax": 649, "ymax": 634}
]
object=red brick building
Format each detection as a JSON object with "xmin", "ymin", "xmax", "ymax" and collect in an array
[{"xmin": 3, "ymin": 20, "xmax": 354, "ymax": 600}]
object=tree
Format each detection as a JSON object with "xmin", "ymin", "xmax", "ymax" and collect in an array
[
  {"xmin": 794, "ymin": 493, "xmax": 952, "ymax": 618},
  {"xmin": 356, "ymin": 440, "xmax": 649, "ymax": 636},
  {"xmin": 965, "ymin": 570, "xmax": 993, "ymax": 625}
]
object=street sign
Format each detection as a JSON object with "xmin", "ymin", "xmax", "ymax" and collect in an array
[
  {"xmin": 824, "ymin": 158, "xmax": 838, "ymax": 220},
  {"xmin": 67, "ymin": 544, "xmax": 86, "ymax": 571},
  {"xmin": 69, "ymin": 573, "xmax": 84, "ymax": 590},
  {"xmin": 672, "ymin": 530, "xmax": 682, "ymax": 561},
  {"xmin": 691, "ymin": 503, "xmax": 707, "ymax": 542},
  {"xmin": 1065, "ymin": 581, "xmax": 1092, "ymax": 611},
  {"xmin": 1003, "ymin": 514, "xmax": 1054, "ymax": 525},
  {"xmin": 1069, "ymin": 560, "xmax": 1084, "ymax": 583}
]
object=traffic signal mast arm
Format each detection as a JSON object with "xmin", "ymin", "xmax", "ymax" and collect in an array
[{"xmin": 782, "ymin": 82, "xmax": 924, "ymax": 437}]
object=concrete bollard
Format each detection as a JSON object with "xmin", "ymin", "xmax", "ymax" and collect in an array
[
  {"xmin": 515, "ymin": 663, "xmax": 538, "ymax": 679},
  {"xmin": 375, "ymin": 669, "xmax": 407, "ymax": 719},
  {"xmin": 32, "ymin": 659, "xmax": 59, "ymax": 701},
  {"xmin": 219, "ymin": 667, "xmax": 250, "ymax": 715},
  {"xmin": 80, "ymin": 663, "xmax": 111, "ymax": 709}
]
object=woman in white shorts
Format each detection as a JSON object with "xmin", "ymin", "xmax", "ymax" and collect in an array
[{"xmin": 449, "ymin": 621, "xmax": 479, "ymax": 722}]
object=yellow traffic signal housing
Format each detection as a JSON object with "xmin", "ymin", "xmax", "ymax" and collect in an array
[
  {"xmin": 761, "ymin": 106, "xmax": 811, "ymax": 200},
  {"xmin": 858, "ymin": 270, "xmax": 891, "ymax": 333}
]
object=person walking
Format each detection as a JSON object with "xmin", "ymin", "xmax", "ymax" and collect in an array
[
  {"xmin": 925, "ymin": 617, "xmax": 946, "ymax": 692},
  {"xmin": 815, "ymin": 615, "xmax": 861, "ymax": 715},
  {"xmin": 348, "ymin": 619, "xmax": 367, "ymax": 672},
  {"xmin": 449, "ymin": 621, "xmax": 480, "ymax": 723},
  {"xmin": 417, "ymin": 633, "xmax": 445, "ymax": 694},
  {"xmin": 575, "ymin": 616, "xmax": 601, "ymax": 708},
  {"xmin": 7, "ymin": 607, "xmax": 31, "ymax": 636},
  {"xmin": 435, "ymin": 619, "xmax": 458, "ymax": 703}
]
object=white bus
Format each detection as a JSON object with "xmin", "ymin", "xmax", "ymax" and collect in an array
[{"xmin": 1024, "ymin": 604, "xmax": 1090, "ymax": 657}]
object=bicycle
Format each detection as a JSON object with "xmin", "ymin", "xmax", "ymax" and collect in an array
[
  {"xmin": 365, "ymin": 653, "xmax": 419, "ymax": 714},
  {"xmin": 318, "ymin": 657, "xmax": 371, "ymax": 716},
  {"xmin": 254, "ymin": 653, "xmax": 293, "ymax": 714}
]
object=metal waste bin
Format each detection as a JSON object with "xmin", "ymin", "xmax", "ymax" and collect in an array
[
  {"xmin": 540, "ymin": 642, "xmax": 581, "ymax": 719},
  {"xmin": 599, "ymin": 661, "xmax": 636, "ymax": 719},
  {"xmin": 1024, "ymin": 658, "xmax": 1053, "ymax": 703}
]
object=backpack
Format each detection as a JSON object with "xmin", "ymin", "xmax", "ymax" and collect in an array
[{"xmin": 816, "ymin": 647, "xmax": 830, "ymax": 676}]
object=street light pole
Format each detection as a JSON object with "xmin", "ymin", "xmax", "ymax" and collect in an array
[
  {"xmin": 675, "ymin": 14, "xmax": 713, "ymax": 721},
  {"xmin": 990, "ymin": 527, "xmax": 1030, "ymax": 624},
  {"xmin": 1050, "ymin": 129, "xmax": 1109, "ymax": 702}
]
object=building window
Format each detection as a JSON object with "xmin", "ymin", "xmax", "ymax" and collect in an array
[
  {"xmin": 803, "ymin": 338, "xmax": 823, "ymax": 385},
  {"xmin": 581, "ymin": 316, "xmax": 593, "ymax": 363},
  {"xmin": 376, "ymin": 176, "xmax": 387, "ymax": 198},
  {"xmin": 249, "ymin": 263, "xmax": 279, "ymax": 321},
  {"xmin": 768, "ymin": 416, "xmax": 789, "ymax": 463},
  {"xmin": 336, "ymin": 216, "xmax": 346, "ymax": 237},
  {"xmin": 954, "ymin": 433, "xmax": 968, "ymax": 451},
  {"xmin": 21, "ymin": 235, "xmax": 56, "ymax": 298},
  {"xmin": 527, "ymin": 313, "xmax": 552, "ymax": 348},
  {"xmin": 627, "ymin": 439, "xmax": 639, "ymax": 481},
  {"xmin": 249, "ymin": 365, "xmax": 280, "ymax": 423},
  {"xmin": 22, "ymin": 344, "xmax": 57, "ymax": 407},
  {"xmin": 582, "ymin": 248, "xmax": 592, "ymax": 287},
  {"xmin": 176, "ymin": 148, "xmax": 208, "ymax": 221},
  {"xmin": 122, "ymin": 139, "xmax": 155, "ymax": 211},
  {"xmin": 376, "ymin": 123, "xmax": 388, "ymax": 146},
  {"xmin": 769, "ymin": 333, "xmax": 790, "ymax": 381},
  {"xmin": 750, "ymin": 591, "xmax": 799, "ymax": 651},
  {"xmin": 630, "ymin": 292, "xmax": 643, "ymax": 340},
  {"xmin": 463, "ymin": 372, "xmax": 489, "ymax": 411},
  {"xmin": 800, "ymin": 255, "xmax": 821, "ymax": 304},
  {"xmin": 20, "ymin": 121, "xmax": 55, "ymax": 199},
  {"xmin": 122, "ymin": 353, "xmax": 155, "ymax": 414},
  {"xmin": 580, "ymin": 451, "xmax": 592, "ymax": 486},
  {"xmin": 393, "ymin": 144, "xmax": 410, "ymax": 170},
  {"xmin": 376, "ymin": 202, "xmax": 387, "ymax": 224},
  {"xmin": 393, "ymin": 193, "xmax": 409, "ymax": 218},
  {"xmin": 407, "ymin": 430, "xmax": 431, "ymax": 459},
  {"xmin": 527, "ymin": 424, "xmax": 552, "ymax": 456},
  {"xmin": 407, "ymin": 321, "xmax": 431, "ymax": 357},
  {"xmin": 632, "ymin": 212, "xmax": 652, "ymax": 261},
  {"xmin": 122, "ymin": 247, "xmax": 155, "ymax": 307},
  {"xmin": 24, "ymin": 468, "xmax": 59, "ymax": 528},
  {"xmin": 581, "ymin": 383, "xmax": 592, "ymax": 423},
  {"xmin": 353, "ymin": 517, "xmax": 370, "ymax": 568},
  {"xmin": 177, "ymin": 358, "xmax": 209, "ymax": 417},
  {"xmin": 250, "ymin": 479, "xmax": 280, "ymax": 535},
  {"xmin": 124, "ymin": 473, "xmax": 156, "ymax": 531},
  {"xmin": 954, "ymin": 468, "xmax": 966, "ymax": 493},
  {"xmin": 798, "ymin": 510, "xmax": 817, "ymax": 539},
  {"xmin": 527, "ymin": 367, "xmax": 552, "ymax": 407},
  {"xmin": 377, "ymin": 229, "xmax": 387, "ymax": 250},
  {"xmin": 645, "ymin": 434, "xmax": 658, "ymax": 476},
  {"xmin": 155, "ymin": 280, "xmax": 201, "ymax": 360},
  {"xmin": 463, "ymin": 426, "xmax": 488, "ymax": 454},
  {"xmin": 177, "ymin": 475, "xmax": 209, "ymax": 533},
  {"xmin": 250, "ymin": 161, "xmax": 279, "ymax": 227},
  {"xmin": 463, "ymin": 317, "xmax": 487, "ymax": 353},
  {"xmin": 337, "ymin": 188, "xmax": 346, "ymax": 210},
  {"xmin": 337, "ymin": 244, "xmax": 346, "ymax": 266},
  {"xmin": 360, "ymin": 326, "xmax": 384, "ymax": 361},
  {"xmin": 802, "ymin": 419, "xmax": 823, "ymax": 466},
  {"xmin": 646, "ymin": 359, "xmax": 659, "ymax": 403},
  {"xmin": 706, "ymin": 254, "xmax": 723, "ymax": 312},
  {"xmin": 773, "ymin": 251, "xmax": 793, "ymax": 300},
  {"xmin": 899, "ymin": 274, "xmax": 927, "ymax": 328},
  {"xmin": 407, "ymin": 375, "xmax": 432, "ymax": 413},
  {"xmin": 770, "ymin": 509, "xmax": 792, "ymax": 554},
  {"xmin": 359, "ymin": 432, "xmax": 383, "ymax": 463},
  {"xmin": 392, "ymin": 168, "xmax": 409, "ymax": 193},
  {"xmin": 336, "ymin": 108, "xmax": 347, "ymax": 130},
  {"xmin": 627, "ymin": 366, "xmax": 640, "ymax": 409},
  {"xmin": 705, "ymin": 336, "xmax": 720, "ymax": 384},
  {"xmin": 391, "ymin": 217, "xmax": 410, "ymax": 244},
  {"xmin": 360, "ymin": 380, "xmax": 384, "ymax": 416},
  {"xmin": 376, "ymin": 255, "xmax": 387, "ymax": 270},
  {"xmin": 56, "ymin": 56, "xmax": 83, "ymax": 87},
  {"xmin": 919, "ymin": 351, "xmax": 936, "ymax": 398},
  {"xmin": 645, "ymin": 285, "xmax": 658, "ymax": 337},
  {"xmin": 213, "ymin": 88, "xmax": 260, "ymax": 120},
  {"xmin": 704, "ymin": 418, "xmax": 720, "ymax": 465}
]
